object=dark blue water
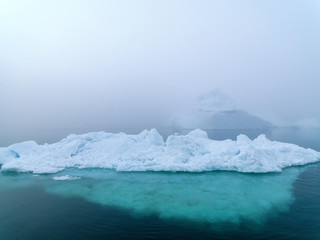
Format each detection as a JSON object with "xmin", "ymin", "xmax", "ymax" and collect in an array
[{"xmin": 0, "ymin": 128, "xmax": 319, "ymax": 240}]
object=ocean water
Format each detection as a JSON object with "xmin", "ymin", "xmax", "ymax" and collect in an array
[{"xmin": 0, "ymin": 128, "xmax": 319, "ymax": 240}]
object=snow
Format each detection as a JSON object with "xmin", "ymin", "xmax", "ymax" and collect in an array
[
  {"xmin": 0, "ymin": 141, "xmax": 38, "ymax": 164},
  {"xmin": 0, "ymin": 129, "xmax": 319, "ymax": 174},
  {"xmin": 7, "ymin": 141, "xmax": 38, "ymax": 155}
]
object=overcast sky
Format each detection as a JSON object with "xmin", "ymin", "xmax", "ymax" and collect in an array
[{"xmin": 1, "ymin": 0, "xmax": 320, "ymax": 145}]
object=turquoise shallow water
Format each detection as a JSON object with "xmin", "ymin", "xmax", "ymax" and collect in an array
[{"xmin": 0, "ymin": 128, "xmax": 319, "ymax": 240}]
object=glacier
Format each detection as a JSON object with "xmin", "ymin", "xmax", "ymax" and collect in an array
[{"xmin": 0, "ymin": 129, "xmax": 319, "ymax": 174}]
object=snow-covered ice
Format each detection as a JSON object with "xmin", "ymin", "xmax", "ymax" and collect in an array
[{"xmin": 0, "ymin": 129, "xmax": 319, "ymax": 174}]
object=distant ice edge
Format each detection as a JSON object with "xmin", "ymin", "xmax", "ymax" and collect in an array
[{"xmin": 0, "ymin": 129, "xmax": 319, "ymax": 174}]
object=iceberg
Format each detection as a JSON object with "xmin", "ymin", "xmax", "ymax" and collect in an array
[
  {"xmin": 171, "ymin": 89, "xmax": 272, "ymax": 130},
  {"xmin": 291, "ymin": 118, "xmax": 320, "ymax": 129},
  {"xmin": 0, "ymin": 129, "xmax": 319, "ymax": 174},
  {"xmin": 0, "ymin": 141, "xmax": 38, "ymax": 164}
]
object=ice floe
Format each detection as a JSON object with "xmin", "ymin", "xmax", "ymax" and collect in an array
[
  {"xmin": 0, "ymin": 129, "xmax": 319, "ymax": 174},
  {"xmin": 53, "ymin": 175, "xmax": 81, "ymax": 181}
]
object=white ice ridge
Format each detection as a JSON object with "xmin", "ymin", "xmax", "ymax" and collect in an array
[{"xmin": 0, "ymin": 129, "xmax": 319, "ymax": 174}]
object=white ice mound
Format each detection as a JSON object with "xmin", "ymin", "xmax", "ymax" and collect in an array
[
  {"xmin": 0, "ymin": 129, "xmax": 319, "ymax": 174},
  {"xmin": 0, "ymin": 141, "xmax": 38, "ymax": 164}
]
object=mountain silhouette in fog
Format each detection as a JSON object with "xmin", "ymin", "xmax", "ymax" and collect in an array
[{"xmin": 172, "ymin": 90, "xmax": 272, "ymax": 130}]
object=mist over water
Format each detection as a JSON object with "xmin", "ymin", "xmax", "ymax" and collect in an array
[
  {"xmin": 1, "ymin": 0, "xmax": 320, "ymax": 146},
  {"xmin": 1, "ymin": 2, "xmax": 320, "ymax": 240}
]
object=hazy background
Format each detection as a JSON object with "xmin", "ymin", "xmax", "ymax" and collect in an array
[{"xmin": 1, "ymin": 0, "xmax": 320, "ymax": 146}]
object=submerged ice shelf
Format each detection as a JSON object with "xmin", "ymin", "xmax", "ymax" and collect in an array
[
  {"xmin": 0, "ymin": 129, "xmax": 319, "ymax": 174},
  {"xmin": 0, "ymin": 166, "xmax": 305, "ymax": 226},
  {"xmin": 45, "ymin": 167, "xmax": 302, "ymax": 225}
]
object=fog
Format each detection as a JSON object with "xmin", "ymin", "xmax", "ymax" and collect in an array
[{"xmin": 1, "ymin": 0, "xmax": 320, "ymax": 146}]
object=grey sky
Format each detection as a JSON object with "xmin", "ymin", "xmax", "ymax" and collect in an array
[{"xmin": 1, "ymin": 0, "xmax": 320, "ymax": 146}]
